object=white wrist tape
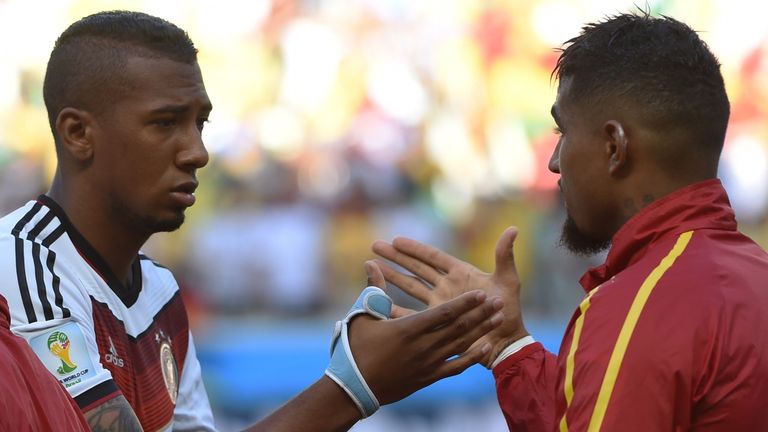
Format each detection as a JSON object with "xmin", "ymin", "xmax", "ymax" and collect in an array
[
  {"xmin": 325, "ymin": 286, "xmax": 392, "ymax": 418},
  {"xmin": 489, "ymin": 335, "xmax": 536, "ymax": 369}
]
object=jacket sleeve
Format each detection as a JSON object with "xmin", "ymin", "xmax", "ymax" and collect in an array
[{"xmin": 493, "ymin": 342, "xmax": 558, "ymax": 432}]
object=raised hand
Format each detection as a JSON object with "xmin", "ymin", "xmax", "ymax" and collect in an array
[
  {"xmin": 346, "ymin": 261, "xmax": 504, "ymax": 405},
  {"xmin": 371, "ymin": 227, "xmax": 529, "ymax": 367}
]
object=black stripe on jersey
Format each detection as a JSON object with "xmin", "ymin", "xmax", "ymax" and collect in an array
[
  {"xmin": 38, "ymin": 195, "xmax": 143, "ymax": 308},
  {"xmin": 32, "ymin": 242, "xmax": 55, "ymax": 320},
  {"xmin": 46, "ymin": 250, "xmax": 71, "ymax": 319},
  {"xmin": 14, "ymin": 238, "xmax": 36, "ymax": 323},
  {"xmin": 42, "ymin": 224, "xmax": 65, "ymax": 247},
  {"xmin": 28, "ymin": 212, "xmax": 71, "ymax": 320},
  {"xmin": 15, "ymin": 204, "xmax": 71, "ymax": 321},
  {"xmin": 11, "ymin": 202, "xmax": 42, "ymax": 236},
  {"xmin": 74, "ymin": 379, "xmax": 121, "ymax": 410},
  {"xmin": 139, "ymin": 254, "xmax": 168, "ymax": 269},
  {"xmin": 11, "ymin": 202, "xmax": 43, "ymax": 323},
  {"xmin": 26, "ymin": 210, "xmax": 54, "ymax": 240}
]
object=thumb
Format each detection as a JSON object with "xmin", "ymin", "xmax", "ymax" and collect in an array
[
  {"xmin": 365, "ymin": 260, "xmax": 386, "ymax": 289},
  {"xmin": 391, "ymin": 304, "xmax": 416, "ymax": 318},
  {"xmin": 494, "ymin": 226, "xmax": 519, "ymax": 282}
]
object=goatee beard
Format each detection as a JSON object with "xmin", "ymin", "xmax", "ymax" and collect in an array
[
  {"xmin": 559, "ymin": 214, "xmax": 611, "ymax": 256},
  {"xmin": 109, "ymin": 196, "xmax": 185, "ymax": 235}
]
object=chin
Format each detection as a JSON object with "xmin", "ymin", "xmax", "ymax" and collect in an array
[
  {"xmin": 128, "ymin": 210, "xmax": 186, "ymax": 234},
  {"xmin": 149, "ymin": 211, "xmax": 186, "ymax": 233},
  {"xmin": 151, "ymin": 216, "xmax": 185, "ymax": 233},
  {"xmin": 109, "ymin": 195, "xmax": 187, "ymax": 234},
  {"xmin": 559, "ymin": 214, "xmax": 611, "ymax": 256}
]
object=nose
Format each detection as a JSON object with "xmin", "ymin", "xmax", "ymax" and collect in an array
[
  {"xmin": 548, "ymin": 139, "xmax": 561, "ymax": 174},
  {"xmin": 176, "ymin": 130, "xmax": 209, "ymax": 171}
]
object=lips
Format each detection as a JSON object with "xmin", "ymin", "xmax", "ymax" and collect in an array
[
  {"xmin": 170, "ymin": 181, "xmax": 198, "ymax": 207},
  {"xmin": 171, "ymin": 181, "xmax": 198, "ymax": 194}
]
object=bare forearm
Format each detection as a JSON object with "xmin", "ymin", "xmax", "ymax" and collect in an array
[
  {"xmin": 84, "ymin": 395, "xmax": 143, "ymax": 432},
  {"xmin": 244, "ymin": 376, "xmax": 361, "ymax": 432}
]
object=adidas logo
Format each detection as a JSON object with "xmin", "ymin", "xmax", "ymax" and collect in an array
[{"xmin": 105, "ymin": 336, "xmax": 125, "ymax": 368}]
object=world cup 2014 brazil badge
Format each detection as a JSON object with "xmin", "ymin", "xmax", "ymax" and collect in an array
[
  {"xmin": 158, "ymin": 336, "xmax": 179, "ymax": 404},
  {"xmin": 48, "ymin": 330, "xmax": 78, "ymax": 374},
  {"xmin": 31, "ymin": 322, "xmax": 96, "ymax": 389}
]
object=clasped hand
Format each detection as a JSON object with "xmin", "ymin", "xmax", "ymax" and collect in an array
[
  {"xmin": 345, "ymin": 261, "xmax": 503, "ymax": 407},
  {"xmin": 371, "ymin": 227, "xmax": 529, "ymax": 368}
]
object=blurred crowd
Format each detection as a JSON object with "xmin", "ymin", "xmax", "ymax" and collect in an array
[
  {"xmin": 2, "ymin": 0, "xmax": 768, "ymax": 326},
  {"xmin": 2, "ymin": 7, "xmax": 768, "ymax": 424}
]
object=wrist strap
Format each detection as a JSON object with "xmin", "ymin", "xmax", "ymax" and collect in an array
[
  {"xmin": 489, "ymin": 335, "xmax": 536, "ymax": 369},
  {"xmin": 325, "ymin": 286, "xmax": 392, "ymax": 418}
]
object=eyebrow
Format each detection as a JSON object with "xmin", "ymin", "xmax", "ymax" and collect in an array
[{"xmin": 150, "ymin": 102, "xmax": 213, "ymax": 115}]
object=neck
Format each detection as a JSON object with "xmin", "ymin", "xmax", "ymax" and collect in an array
[
  {"xmin": 49, "ymin": 173, "xmax": 148, "ymax": 286},
  {"xmin": 619, "ymin": 173, "xmax": 715, "ymax": 224}
]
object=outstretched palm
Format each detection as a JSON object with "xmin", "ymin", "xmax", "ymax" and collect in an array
[{"xmin": 372, "ymin": 227, "xmax": 529, "ymax": 367}]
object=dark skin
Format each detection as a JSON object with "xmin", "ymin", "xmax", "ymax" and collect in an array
[
  {"xmin": 51, "ymin": 53, "xmax": 211, "ymax": 432},
  {"xmin": 373, "ymin": 75, "xmax": 719, "ymax": 367},
  {"xmin": 249, "ymin": 262, "xmax": 504, "ymax": 432},
  {"xmin": 50, "ymin": 56, "xmax": 212, "ymax": 286},
  {"xmin": 373, "ymin": 228, "xmax": 529, "ymax": 367},
  {"xmin": 50, "ymin": 54, "xmax": 505, "ymax": 431}
]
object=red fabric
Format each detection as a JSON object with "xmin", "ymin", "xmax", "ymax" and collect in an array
[
  {"xmin": 494, "ymin": 179, "xmax": 768, "ymax": 431},
  {"xmin": 494, "ymin": 342, "xmax": 558, "ymax": 431},
  {"xmin": 0, "ymin": 296, "xmax": 90, "ymax": 431}
]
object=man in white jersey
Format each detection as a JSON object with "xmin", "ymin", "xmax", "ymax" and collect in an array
[{"xmin": 0, "ymin": 10, "xmax": 504, "ymax": 431}]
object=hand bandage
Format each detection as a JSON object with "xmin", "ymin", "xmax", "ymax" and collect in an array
[{"xmin": 325, "ymin": 286, "xmax": 392, "ymax": 418}]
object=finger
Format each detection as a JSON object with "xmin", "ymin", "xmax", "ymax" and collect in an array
[
  {"xmin": 400, "ymin": 290, "xmax": 487, "ymax": 333},
  {"xmin": 364, "ymin": 260, "xmax": 386, "ymax": 289},
  {"xmin": 374, "ymin": 259, "xmax": 433, "ymax": 303},
  {"xmin": 390, "ymin": 237, "xmax": 465, "ymax": 275},
  {"xmin": 372, "ymin": 240, "xmax": 443, "ymax": 286},
  {"xmin": 391, "ymin": 304, "xmax": 416, "ymax": 318},
  {"xmin": 432, "ymin": 342, "xmax": 492, "ymax": 381},
  {"xmin": 494, "ymin": 226, "xmax": 520, "ymax": 284},
  {"xmin": 437, "ymin": 307, "xmax": 503, "ymax": 357},
  {"xmin": 433, "ymin": 297, "xmax": 503, "ymax": 350}
]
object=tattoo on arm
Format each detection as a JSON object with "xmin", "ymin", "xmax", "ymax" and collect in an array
[{"xmin": 84, "ymin": 395, "xmax": 143, "ymax": 432}]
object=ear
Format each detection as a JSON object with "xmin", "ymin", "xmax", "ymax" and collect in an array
[
  {"xmin": 55, "ymin": 107, "xmax": 95, "ymax": 162},
  {"xmin": 603, "ymin": 120, "xmax": 628, "ymax": 176}
]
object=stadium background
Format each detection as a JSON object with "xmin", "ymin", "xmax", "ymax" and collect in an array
[{"xmin": 1, "ymin": 0, "xmax": 767, "ymax": 430}]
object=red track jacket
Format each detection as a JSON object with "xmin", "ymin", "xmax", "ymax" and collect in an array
[
  {"xmin": 0, "ymin": 295, "xmax": 89, "ymax": 431},
  {"xmin": 494, "ymin": 180, "xmax": 768, "ymax": 431}
]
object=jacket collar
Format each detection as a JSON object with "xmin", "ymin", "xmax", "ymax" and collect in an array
[{"xmin": 579, "ymin": 179, "xmax": 737, "ymax": 291}]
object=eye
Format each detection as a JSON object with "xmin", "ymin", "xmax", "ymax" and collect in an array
[
  {"xmin": 154, "ymin": 118, "xmax": 177, "ymax": 128},
  {"xmin": 196, "ymin": 117, "xmax": 210, "ymax": 131},
  {"xmin": 553, "ymin": 126, "xmax": 563, "ymax": 136}
]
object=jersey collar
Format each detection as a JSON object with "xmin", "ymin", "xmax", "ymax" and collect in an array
[{"xmin": 37, "ymin": 195, "xmax": 143, "ymax": 307}]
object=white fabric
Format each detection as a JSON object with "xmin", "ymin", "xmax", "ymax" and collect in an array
[
  {"xmin": 489, "ymin": 336, "xmax": 536, "ymax": 370},
  {"xmin": 172, "ymin": 332, "xmax": 216, "ymax": 431},
  {"xmin": 0, "ymin": 200, "xmax": 215, "ymax": 428},
  {"xmin": 0, "ymin": 204, "xmax": 111, "ymax": 398}
]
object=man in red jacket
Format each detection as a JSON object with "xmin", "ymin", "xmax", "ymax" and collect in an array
[{"xmin": 373, "ymin": 11, "xmax": 768, "ymax": 431}]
